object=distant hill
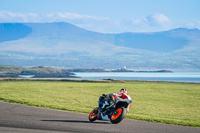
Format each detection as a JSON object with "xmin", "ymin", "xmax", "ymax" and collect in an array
[
  {"xmin": 114, "ymin": 29, "xmax": 190, "ymax": 52},
  {"xmin": 0, "ymin": 65, "xmax": 76, "ymax": 78},
  {"xmin": 0, "ymin": 22, "xmax": 200, "ymax": 70},
  {"xmin": 0, "ymin": 23, "xmax": 32, "ymax": 43}
]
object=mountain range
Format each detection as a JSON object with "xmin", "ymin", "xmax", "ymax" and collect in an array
[{"xmin": 0, "ymin": 22, "xmax": 200, "ymax": 70}]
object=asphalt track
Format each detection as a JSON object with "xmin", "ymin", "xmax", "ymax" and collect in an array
[{"xmin": 0, "ymin": 102, "xmax": 199, "ymax": 133}]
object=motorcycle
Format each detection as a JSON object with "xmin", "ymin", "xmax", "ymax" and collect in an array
[{"xmin": 89, "ymin": 94, "xmax": 132, "ymax": 124}]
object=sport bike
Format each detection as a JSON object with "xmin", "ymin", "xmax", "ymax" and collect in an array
[{"xmin": 89, "ymin": 94, "xmax": 132, "ymax": 124}]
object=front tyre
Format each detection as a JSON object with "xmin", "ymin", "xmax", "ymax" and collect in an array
[
  {"xmin": 89, "ymin": 107, "xmax": 98, "ymax": 122},
  {"xmin": 110, "ymin": 107, "xmax": 126, "ymax": 124}
]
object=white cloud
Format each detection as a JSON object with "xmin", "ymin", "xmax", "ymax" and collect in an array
[
  {"xmin": 0, "ymin": 11, "xmax": 112, "ymax": 32},
  {"xmin": 55, "ymin": 12, "xmax": 109, "ymax": 21},
  {"xmin": 186, "ymin": 22, "xmax": 195, "ymax": 28},
  {"xmin": 123, "ymin": 14, "xmax": 173, "ymax": 33},
  {"xmin": 146, "ymin": 13, "xmax": 173, "ymax": 27},
  {"xmin": 185, "ymin": 21, "xmax": 200, "ymax": 29},
  {"xmin": 131, "ymin": 18, "xmax": 147, "ymax": 25},
  {"xmin": 0, "ymin": 11, "xmax": 199, "ymax": 33},
  {"xmin": 0, "ymin": 11, "xmax": 39, "ymax": 22},
  {"xmin": 0, "ymin": 11, "xmax": 109, "ymax": 23}
]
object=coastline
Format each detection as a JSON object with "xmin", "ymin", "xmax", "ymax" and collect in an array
[{"xmin": 0, "ymin": 77, "xmax": 199, "ymax": 84}]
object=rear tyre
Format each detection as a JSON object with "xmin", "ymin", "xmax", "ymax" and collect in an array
[
  {"xmin": 110, "ymin": 107, "xmax": 126, "ymax": 124},
  {"xmin": 89, "ymin": 107, "xmax": 98, "ymax": 122}
]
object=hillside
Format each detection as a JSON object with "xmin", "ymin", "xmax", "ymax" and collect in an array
[
  {"xmin": 0, "ymin": 22, "xmax": 200, "ymax": 70},
  {"xmin": 0, "ymin": 65, "xmax": 77, "ymax": 78}
]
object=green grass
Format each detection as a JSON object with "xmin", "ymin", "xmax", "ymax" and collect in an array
[{"xmin": 0, "ymin": 80, "xmax": 200, "ymax": 127}]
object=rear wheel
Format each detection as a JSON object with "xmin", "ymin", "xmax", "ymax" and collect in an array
[
  {"xmin": 110, "ymin": 107, "xmax": 126, "ymax": 124},
  {"xmin": 89, "ymin": 107, "xmax": 98, "ymax": 122}
]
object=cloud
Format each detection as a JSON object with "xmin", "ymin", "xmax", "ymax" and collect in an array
[
  {"xmin": 185, "ymin": 21, "xmax": 200, "ymax": 29},
  {"xmin": 0, "ymin": 11, "xmax": 112, "ymax": 32},
  {"xmin": 1, "ymin": 11, "xmax": 198, "ymax": 33},
  {"xmin": 0, "ymin": 11, "xmax": 174, "ymax": 33},
  {"xmin": 0, "ymin": 11, "xmax": 109, "ymax": 23},
  {"xmin": 130, "ymin": 13, "xmax": 172, "ymax": 27},
  {"xmin": 146, "ymin": 13, "xmax": 173, "ymax": 27},
  {"xmin": 56, "ymin": 12, "xmax": 109, "ymax": 21},
  {"xmin": 125, "ymin": 13, "xmax": 174, "ymax": 32},
  {"xmin": 131, "ymin": 18, "xmax": 148, "ymax": 25},
  {"xmin": 0, "ymin": 11, "xmax": 39, "ymax": 22}
]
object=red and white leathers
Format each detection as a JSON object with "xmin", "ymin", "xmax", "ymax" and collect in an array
[
  {"xmin": 110, "ymin": 91, "xmax": 132, "ymax": 111},
  {"xmin": 118, "ymin": 92, "xmax": 131, "ymax": 100}
]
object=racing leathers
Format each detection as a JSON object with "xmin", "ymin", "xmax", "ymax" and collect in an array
[
  {"xmin": 100, "ymin": 92, "xmax": 132, "ymax": 113},
  {"xmin": 108, "ymin": 92, "xmax": 132, "ymax": 110}
]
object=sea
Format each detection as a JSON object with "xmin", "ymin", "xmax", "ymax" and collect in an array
[{"xmin": 74, "ymin": 71, "xmax": 200, "ymax": 83}]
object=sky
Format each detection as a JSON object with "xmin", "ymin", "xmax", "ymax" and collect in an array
[{"xmin": 0, "ymin": 0, "xmax": 200, "ymax": 33}]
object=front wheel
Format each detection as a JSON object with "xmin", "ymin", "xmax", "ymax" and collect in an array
[
  {"xmin": 89, "ymin": 107, "xmax": 98, "ymax": 122},
  {"xmin": 110, "ymin": 107, "xmax": 126, "ymax": 124}
]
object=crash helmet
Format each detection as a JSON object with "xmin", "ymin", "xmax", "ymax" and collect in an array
[{"xmin": 119, "ymin": 88, "xmax": 127, "ymax": 93}]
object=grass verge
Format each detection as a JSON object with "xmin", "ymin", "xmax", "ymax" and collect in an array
[{"xmin": 0, "ymin": 80, "xmax": 199, "ymax": 127}]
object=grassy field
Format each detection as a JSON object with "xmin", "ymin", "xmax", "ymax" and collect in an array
[{"xmin": 0, "ymin": 80, "xmax": 200, "ymax": 127}]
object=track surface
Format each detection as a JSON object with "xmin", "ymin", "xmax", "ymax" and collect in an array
[{"xmin": 0, "ymin": 102, "xmax": 199, "ymax": 133}]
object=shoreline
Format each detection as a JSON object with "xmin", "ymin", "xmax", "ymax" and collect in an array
[{"xmin": 0, "ymin": 78, "xmax": 199, "ymax": 84}]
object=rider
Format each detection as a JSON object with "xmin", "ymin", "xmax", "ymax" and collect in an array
[
  {"xmin": 118, "ymin": 88, "xmax": 132, "ymax": 110},
  {"xmin": 101, "ymin": 88, "xmax": 132, "ymax": 112},
  {"xmin": 111, "ymin": 88, "xmax": 131, "ymax": 101}
]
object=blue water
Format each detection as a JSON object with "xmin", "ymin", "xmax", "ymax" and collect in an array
[{"xmin": 74, "ymin": 71, "xmax": 200, "ymax": 83}]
